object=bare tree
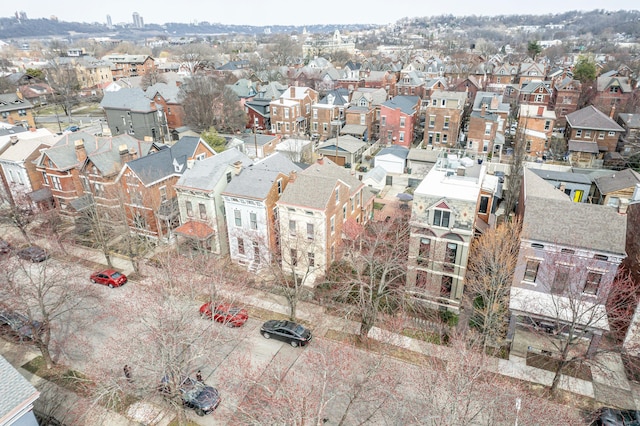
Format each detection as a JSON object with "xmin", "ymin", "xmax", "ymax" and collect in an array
[
  {"xmin": 140, "ymin": 68, "xmax": 167, "ymax": 90},
  {"xmin": 403, "ymin": 336, "xmax": 583, "ymax": 425},
  {"xmin": 1, "ymin": 254, "xmax": 101, "ymax": 369},
  {"xmin": 503, "ymin": 116, "xmax": 527, "ymax": 216},
  {"xmin": 45, "ymin": 61, "xmax": 80, "ymax": 120},
  {"xmin": 326, "ymin": 216, "xmax": 410, "ymax": 340},
  {"xmin": 466, "ymin": 218, "xmax": 521, "ymax": 351},
  {"xmin": 176, "ymin": 43, "xmax": 216, "ymax": 76}
]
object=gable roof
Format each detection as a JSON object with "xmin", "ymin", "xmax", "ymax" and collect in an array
[
  {"xmin": 101, "ymin": 88, "xmax": 157, "ymax": 112},
  {"xmin": 381, "ymin": 95, "xmax": 420, "ymax": 115},
  {"xmin": 40, "ymin": 132, "xmax": 154, "ymax": 172},
  {"xmin": 0, "ymin": 134, "xmax": 55, "ymax": 162},
  {"xmin": 522, "ymin": 169, "xmax": 626, "ymax": 255},
  {"xmin": 125, "ymin": 136, "xmax": 210, "ymax": 185},
  {"xmin": 596, "ymin": 75, "xmax": 632, "ymax": 93},
  {"xmin": 176, "ymin": 148, "xmax": 252, "ymax": 192},
  {"xmin": 145, "ymin": 81, "xmax": 182, "ymax": 104},
  {"xmin": 566, "ymin": 105, "xmax": 624, "ymax": 132},
  {"xmin": 0, "ymin": 93, "xmax": 33, "ymax": 113},
  {"xmin": 223, "ymin": 152, "xmax": 301, "ymax": 199},
  {"xmin": 278, "ymin": 158, "xmax": 370, "ymax": 209},
  {"xmin": 0, "ymin": 355, "xmax": 39, "ymax": 424}
]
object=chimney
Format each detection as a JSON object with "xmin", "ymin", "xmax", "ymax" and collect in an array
[
  {"xmin": 280, "ymin": 97, "xmax": 284, "ymax": 104},
  {"xmin": 175, "ymin": 80, "xmax": 182, "ymax": 87},
  {"xmin": 128, "ymin": 147, "xmax": 138, "ymax": 161},
  {"xmin": 456, "ymin": 167, "xmax": 465, "ymax": 176},
  {"xmin": 317, "ymin": 155, "xmax": 324, "ymax": 165},
  {"xmin": 118, "ymin": 144, "xmax": 129, "ymax": 163},
  {"xmin": 187, "ymin": 159, "xmax": 195, "ymax": 169},
  {"xmin": 559, "ymin": 182, "xmax": 566, "ymax": 193},
  {"xmin": 289, "ymin": 170, "xmax": 297, "ymax": 182},
  {"xmin": 74, "ymin": 139, "xmax": 87, "ymax": 163},
  {"xmin": 9, "ymin": 135, "xmax": 18, "ymax": 145},
  {"xmin": 144, "ymin": 136, "xmax": 153, "ymax": 142},
  {"xmin": 619, "ymin": 198, "xmax": 629, "ymax": 215},
  {"xmin": 537, "ymin": 106, "xmax": 544, "ymax": 116},
  {"xmin": 15, "ymin": 89, "xmax": 23, "ymax": 100},
  {"xmin": 233, "ymin": 160, "xmax": 243, "ymax": 175},
  {"xmin": 481, "ymin": 103, "xmax": 487, "ymax": 117},
  {"xmin": 610, "ymin": 104, "xmax": 616, "ymax": 119},
  {"xmin": 490, "ymin": 94, "xmax": 499, "ymax": 110},
  {"xmin": 290, "ymin": 87, "xmax": 295, "ymax": 98}
]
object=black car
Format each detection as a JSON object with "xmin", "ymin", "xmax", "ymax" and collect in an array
[
  {"xmin": 592, "ymin": 407, "xmax": 640, "ymax": 425},
  {"xmin": 0, "ymin": 310, "xmax": 42, "ymax": 341},
  {"xmin": 16, "ymin": 245, "xmax": 49, "ymax": 262},
  {"xmin": 159, "ymin": 376, "xmax": 220, "ymax": 416},
  {"xmin": 260, "ymin": 320, "xmax": 312, "ymax": 347},
  {"xmin": 0, "ymin": 238, "xmax": 11, "ymax": 255}
]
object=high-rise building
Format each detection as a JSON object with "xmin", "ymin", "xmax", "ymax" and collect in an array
[
  {"xmin": 106, "ymin": 14, "xmax": 112, "ymax": 27},
  {"xmin": 132, "ymin": 12, "xmax": 143, "ymax": 28}
]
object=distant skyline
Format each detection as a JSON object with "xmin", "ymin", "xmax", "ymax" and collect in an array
[{"xmin": 10, "ymin": 1, "xmax": 638, "ymax": 27}]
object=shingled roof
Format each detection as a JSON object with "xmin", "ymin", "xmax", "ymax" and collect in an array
[
  {"xmin": 566, "ymin": 105, "xmax": 624, "ymax": 132},
  {"xmin": 223, "ymin": 152, "xmax": 301, "ymax": 199}
]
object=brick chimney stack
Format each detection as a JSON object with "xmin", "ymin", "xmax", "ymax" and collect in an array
[
  {"xmin": 289, "ymin": 170, "xmax": 297, "ymax": 182},
  {"xmin": 290, "ymin": 87, "xmax": 295, "ymax": 98},
  {"xmin": 75, "ymin": 139, "xmax": 87, "ymax": 164},
  {"xmin": 490, "ymin": 94, "xmax": 499, "ymax": 110},
  {"xmin": 610, "ymin": 104, "xmax": 616, "ymax": 119},
  {"xmin": 317, "ymin": 155, "xmax": 324, "ymax": 165},
  {"xmin": 233, "ymin": 160, "xmax": 243, "ymax": 175}
]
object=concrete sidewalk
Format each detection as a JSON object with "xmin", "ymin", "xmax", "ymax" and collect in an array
[{"xmin": 3, "ymin": 221, "xmax": 639, "ymax": 422}]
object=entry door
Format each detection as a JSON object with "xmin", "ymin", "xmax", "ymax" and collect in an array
[{"xmin": 573, "ymin": 190, "xmax": 584, "ymax": 203}]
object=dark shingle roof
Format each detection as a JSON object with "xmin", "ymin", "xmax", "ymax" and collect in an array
[
  {"xmin": 0, "ymin": 355, "xmax": 39, "ymax": 422},
  {"xmin": 223, "ymin": 152, "xmax": 301, "ymax": 199},
  {"xmin": 126, "ymin": 136, "xmax": 206, "ymax": 185},
  {"xmin": 594, "ymin": 168, "xmax": 640, "ymax": 195},
  {"xmin": 566, "ymin": 105, "xmax": 624, "ymax": 132},
  {"xmin": 100, "ymin": 88, "xmax": 156, "ymax": 112},
  {"xmin": 381, "ymin": 96, "xmax": 420, "ymax": 115}
]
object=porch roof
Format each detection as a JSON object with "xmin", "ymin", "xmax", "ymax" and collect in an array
[{"xmin": 174, "ymin": 221, "xmax": 215, "ymax": 240}]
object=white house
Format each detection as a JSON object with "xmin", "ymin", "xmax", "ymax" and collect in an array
[
  {"xmin": 222, "ymin": 153, "xmax": 302, "ymax": 271},
  {"xmin": 362, "ymin": 166, "xmax": 387, "ymax": 192},
  {"xmin": 173, "ymin": 149, "xmax": 253, "ymax": 255}
]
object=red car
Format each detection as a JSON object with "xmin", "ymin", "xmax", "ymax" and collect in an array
[
  {"xmin": 89, "ymin": 269, "xmax": 127, "ymax": 288},
  {"xmin": 199, "ymin": 303, "xmax": 248, "ymax": 327}
]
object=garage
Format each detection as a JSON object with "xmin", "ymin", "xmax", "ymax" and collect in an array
[{"xmin": 374, "ymin": 145, "xmax": 409, "ymax": 174}]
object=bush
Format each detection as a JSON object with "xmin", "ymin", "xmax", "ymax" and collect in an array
[{"xmin": 440, "ymin": 310, "xmax": 459, "ymax": 327}]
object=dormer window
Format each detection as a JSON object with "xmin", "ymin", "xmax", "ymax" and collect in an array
[{"xmin": 432, "ymin": 209, "xmax": 450, "ymax": 227}]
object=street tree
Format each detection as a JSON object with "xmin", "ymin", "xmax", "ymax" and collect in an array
[
  {"xmin": 402, "ymin": 336, "xmax": 583, "ymax": 425},
  {"xmin": 176, "ymin": 43, "xmax": 215, "ymax": 76},
  {"xmin": 45, "ymin": 61, "xmax": 80, "ymax": 119},
  {"xmin": 514, "ymin": 261, "xmax": 637, "ymax": 395},
  {"xmin": 326, "ymin": 216, "xmax": 410, "ymax": 340},
  {"xmin": 0, "ymin": 253, "xmax": 101, "ymax": 369},
  {"xmin": 265, "ymin": 34, "xmax": 302, "ymax": 66},
  {"xmin": 466, "ymin": 218, "xmax": 521, "ymax": 352},
  {"xmin": 0, "ymin": 201, "xmax": 34, "ymax": 243},
  {"xmin": 228, "ymin": 340, "xmax": 404, "ymax": 425}
]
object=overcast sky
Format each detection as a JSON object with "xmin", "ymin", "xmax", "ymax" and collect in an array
[{"xmin": 10, "ymin": 1, "xmax": 638, "ymax": 27}]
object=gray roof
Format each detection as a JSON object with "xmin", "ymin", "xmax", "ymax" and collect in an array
[
  {"xmin": 0, "ymin": 93, "xmax": 33, "ymax": 113},
  {"xmin": 145, "ymin": 81, "xmax": 183, "ymax": 103},
  {"xmin": 278, "ymin": 158, "xmax": 369, "ymax": 209},
  {"xmin": 519, "ymin": 81, "xmax": 551, "ymax": 94},
  {"xmin": 234, "ymin": 133, "xmax": 278, "ymax": 147},
  {"xmin": 381, "ymin": 96, "xmax": 420, "ymax": 115},
  {"xmin": 126, "ymin": 136, "xmax": 207, "ymax": 185},
  {"xmin": 101, "ymin": 88, "xmax": 157, "ymax": 112},
  {"xmin": 41, "ymin": 132, "xmax": 154, "ymax": 173},
  {"xmin": 407, "ymin": 148, "xmax": 440, "ymax": 163},
  {"xmin": 530, "ymin": 168, "xmax": 592, "ymax": 185},
  {"xmin": 0, "ymin": 355, "xmax": 39, "ymax": 422},
  {"xmin": 618, "ymin": 113, "xmax": 640, "ymax": 129},
  {"xmin": 566, "ymin": 105, "xmax": 624, "ymax": 132},
  {"xmin": 350, "ymin": 88, "xmax": 387, "ymax": 106},
  {"xmin": 223, "ymin": 152, "xmax": 301, "ymax": 199},
  {"xmin": 102, "ymin": 54, "xmax": 152, "ymax": 64},
  {"xmin": 318, "ymin": 135, "xmax": 367, "ymax": 153},
  {"xmin": 176, "ymin": 148, "xmax": 252, "ymax": 192},
  {"xmin": 594, "ymin": 168, "xmax": 640, "ymax": 195},
  {"xmin": 568, "ymin": 140, "xmax": 600, "ymax": 153},
  {"xmin": 363, "ymin": 166, "xmax": 386, "ymax": 184},
  {"xmin": 377, "ymin": 145, "xmax": 410, "ymax": 159},
  {"xmin": 596, "ymin": 76, "xmax": 632, "ymax": 93},
  {"xmin": 522, "ymin": 169, "xmax": 626, "ymax": 255},
  {"xmin": 319, "ymin": 88, "xmax": 350, "ymax": 105}
]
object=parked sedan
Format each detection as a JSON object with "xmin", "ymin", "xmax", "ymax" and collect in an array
[
  {"xmin": 0, "ymin": 309, "xmax": 42, "ymax": 341},
  {"xmin": 199, "ymin": 303, "xmax": 248, "ymax": 327},
  {"xmin": 16, "ymin": 245, "xmax": 49, "ymax": 262},
  {"xmin": 90, "ymin": 269, "xmax": 128, "ymax": 288},
  {"xmin": 159, "ymin": 376, "xmax": 220, "ymax": 416},
  {"xmin": 63, "ymin": 125, "xmax": 80, "ymax": 133},
  {"xmin": 260, "ymin": 320, "xmax": 312, "ymax": 347}
]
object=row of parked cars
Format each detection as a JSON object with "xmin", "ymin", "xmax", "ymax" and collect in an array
[
  {"xmin": 182, "ymin": 301, "xmax": 312, "ymax": 416},
  {"xmin": 1, "ymin": 239, "xmax": 50, "ymax": 262}
]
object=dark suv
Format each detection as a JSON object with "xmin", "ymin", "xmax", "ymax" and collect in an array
[
  {"xmin": 159, "ymin": 376, "xmax": 220, "ymax": 416},
  {"xmin": 0, "ymin": 238, "xmax": 11, "ymax": 255},
  {"xmin": 0, "ymin": 310, "xmax": 42, "ymax": 341},
  {"xmin": 16, "ymin": 245, "xmax": 49, "ymax": 262}
]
